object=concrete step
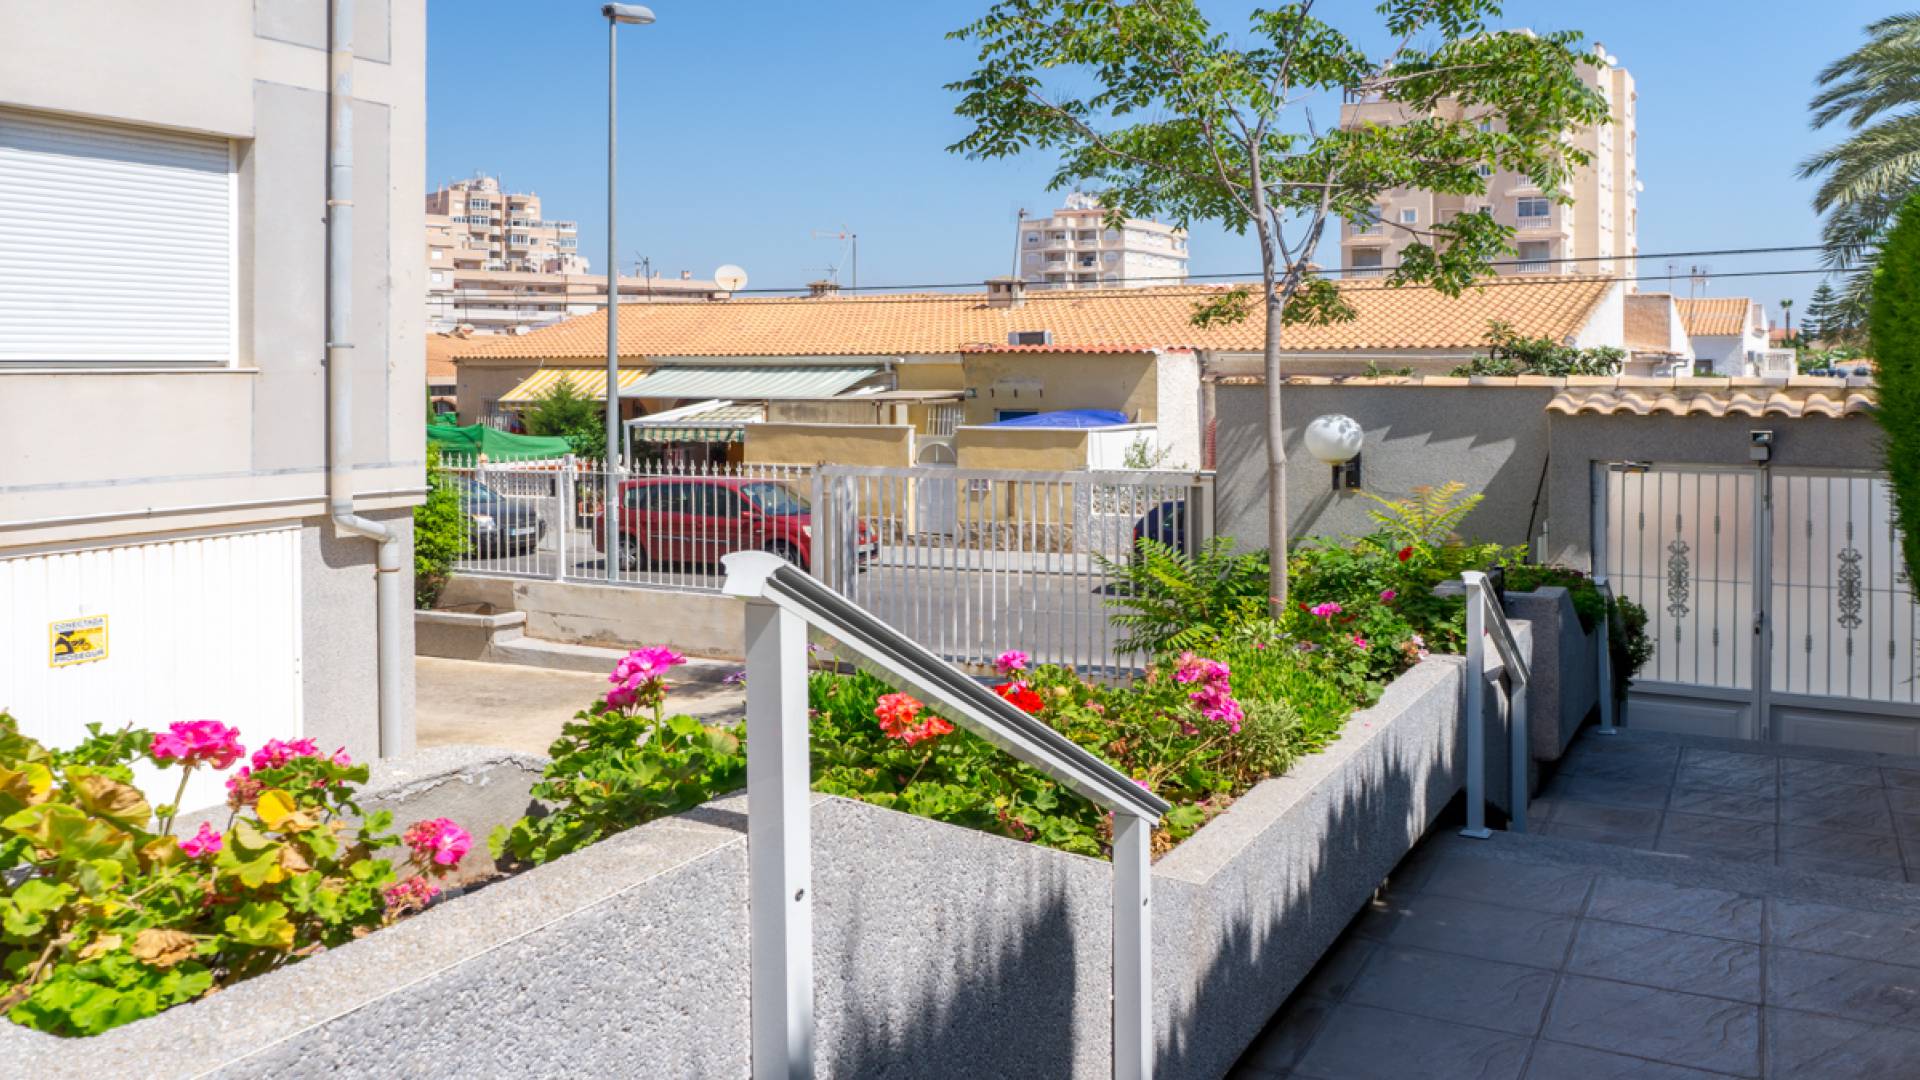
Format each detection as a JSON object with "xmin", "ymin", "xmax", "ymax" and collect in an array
[{"xmin": 489, "ymin": 634, "xmax": 740, "ymax": 685}]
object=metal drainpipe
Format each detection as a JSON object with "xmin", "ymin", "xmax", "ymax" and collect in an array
[{"xmin": 326, "ymin": 0, "xmax": 411, "ymax": 759}]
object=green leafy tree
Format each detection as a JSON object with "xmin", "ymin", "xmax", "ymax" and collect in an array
[
  {"xmin": 412, "ymin": 445, "xmax": 467, "ymax": 608},
  {"xmin": 1798, "ymin": 14, "xmax": 1920, "ymax": 320},
  {"xmin": 947, "ymin": 0, "xmax": 1607, "ymax": 607},
  {"xmin": 524, "ymin": 380, "xmax": 607, "ymax": 461},
  {"xmin": 1871, "ymin": 192, "xmax": 1920, "ymax": 586}
]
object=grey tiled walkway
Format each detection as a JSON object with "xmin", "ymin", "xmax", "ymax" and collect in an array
[
  {"xmin": 1534, "ymin": 731, "xmax": 1920, "ymax": 882},
  {"xmin": 1232, "ymin": 730, "xmax": 1920, "ymax": 1079}
]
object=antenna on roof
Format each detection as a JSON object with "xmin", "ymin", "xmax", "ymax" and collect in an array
[{"xmin": 810, "ymin": 227, "xmax": 858, "ymax": 291}]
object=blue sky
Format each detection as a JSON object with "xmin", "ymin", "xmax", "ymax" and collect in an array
[{"xmin": 427, "ymin": 1, "xmax": 1885, "ymax": 324}]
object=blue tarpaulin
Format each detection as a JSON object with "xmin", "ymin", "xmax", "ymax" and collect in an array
[{"xmin": 986, "ymin": 409, "xmax": 1130, "ymax": 429}]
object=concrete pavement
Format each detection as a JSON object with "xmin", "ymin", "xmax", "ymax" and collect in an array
[{"xmin": 415, "ymin": 655, "xmax": 745, "ymax": 757}]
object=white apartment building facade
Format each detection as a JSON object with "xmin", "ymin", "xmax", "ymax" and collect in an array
[
  {"xmin": 1339, "ymin": 44, "xmax": 1638, "ymax": 280},
  {"xmin": 425, "ymin": 260, "xmax": 725, "ymax": 334},
  {"xmin": 0, "ymin": 0, "xmax": 427, "ymax": 790},
  {"xmin": 425, "ymin": 179, "xmax": 725, "ymax": 333},
  {"xmin": 1018, "ymin": 192, "xmax": 1189, "ymax": 290},
  {"xmin": 426, "ymin": 174, "xmax": 584, "ymax": 274}
]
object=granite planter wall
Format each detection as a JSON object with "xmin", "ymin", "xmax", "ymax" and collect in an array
[
  {"xmin": 3, "ymin": 629, "xmax": 1542, "ymax": 1079},
  {"xmin": 1504, "ymin": 586, "xmax": 1602, "ymax": 763}
]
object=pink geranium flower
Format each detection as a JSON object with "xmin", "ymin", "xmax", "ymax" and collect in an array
[
  {"xmin": 993, "ymin": 650, "xmax": 1031, "ymax": 676},
  {"xmin": 179, "ymin": 821, "xmax": 223, "ymax": 859},
  {"xmin": 1310, "ymin": 602, "xmax": 1343, "ymax": 618},
  {"xmin": 1379, "ymin": 589, "xmax": 1397, "ymax": 602},
  {"xmin": 149, "ymin": 721, "xmax": 246, "ymax": 771},
  {"xmin": 607, "ymin": 646, "xmax": 687, "ymax": 709},
  {"xmin": 403, "ymin": 818, "xmax": 473, "ymax": 868},
  {"xmin": 384, "ymin": 876, "xmax": 441, "ymax": 915},
  {"xmin": 1352, "ymin": 635, "xmax": 1371, "ymax": 650}
]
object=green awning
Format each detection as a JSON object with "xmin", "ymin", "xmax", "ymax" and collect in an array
[
  {"xmin": 621, "ymin": 365, "xmax": 877, "ymax": 400},
  {"xmin": 426, "ymin": 423, "xmax": 572, "ymax": 462}
]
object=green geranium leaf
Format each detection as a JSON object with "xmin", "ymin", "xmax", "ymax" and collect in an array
[{"xmin": 223, "ymin": 900, "xmax": 295, "ymax": 949}]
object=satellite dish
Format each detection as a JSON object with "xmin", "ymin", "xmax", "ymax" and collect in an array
[{"xmin": 714, "ymin": 264, "xmax": 748, "ymax": 291}]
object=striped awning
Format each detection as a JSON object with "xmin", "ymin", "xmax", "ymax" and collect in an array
[
  {"xmin": 629, "ymin": 401, "xmax": 764, "ymax": 444},
  {"xmin": 499, "ymin": 367, "xmax": 649, "ymax": 404},
  {"xmin": 621, "ymin": 365, "xmax": 877, "ymax": 400}
]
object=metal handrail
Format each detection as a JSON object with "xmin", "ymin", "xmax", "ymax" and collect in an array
[
  {"xmin": 721, "ymin": 551, "xmax": 1167, "ymax": 1080},
  {"xmin": 1457, "ymin": 570, "xmax": 1533, "ymax": 838}
]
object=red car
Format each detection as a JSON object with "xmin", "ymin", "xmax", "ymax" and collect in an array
[{"xmin": 594, "ymin": 476, "xmax": 875, "ymax": 573}]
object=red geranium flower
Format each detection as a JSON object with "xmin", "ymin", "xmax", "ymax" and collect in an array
[
  {"xmin": 1397, "ymin": 545, "xmax": 1414, "ymax": 562},
  {"xmin": 993, "ymin": 681, "xmax": 1046, "ymax": 715}
]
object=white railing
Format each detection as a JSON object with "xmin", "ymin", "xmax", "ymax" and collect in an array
[
  {"xmin": 1454, "ymin": 570, "xmax": 1533, "ymax": 837},
  {"xmin": 441, "ymin": 457, "xmax": 814, "ymax": 591},
  {"xmin": 721, "ymin": 551, "xmax": 1169, "ymax": 1080},
  {"xmin": 811, "ymin": 464, "xmax": 1212, "ymax": 673}
]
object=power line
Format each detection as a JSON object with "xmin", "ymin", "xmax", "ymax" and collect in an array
[
  {"xmin": 588, "ymin": 265, "xmax": 1863, "ymax": 310},
  {"xmin": 720, "ymin": 243, "xmax": 1847, "ymax": 296}
]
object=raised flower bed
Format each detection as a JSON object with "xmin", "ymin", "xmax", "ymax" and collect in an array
[{"xmin": 3, "ymin": 484, "xmax": 1569, "ymax": 1074}]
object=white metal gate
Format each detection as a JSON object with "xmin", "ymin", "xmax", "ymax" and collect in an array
[
  {"xmin": 1602, "ymin": 464, "xmax": 1920, "ymax": 751},
  {"xmin": 814, "ymin": 464, "xmax": 1210, "ymax": 673}
]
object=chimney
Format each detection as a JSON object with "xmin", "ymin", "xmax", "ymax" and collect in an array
[
  {"xmin": 680, "ymin": 269, "xmax": 692, "ymax": 280},
  {"xmin": 807, "ymin": 280, "xmax": 841, "ymax": 298},
  {"xmin": 986, "ymin": 276, "xmax": 1026, "ymax": 310}
]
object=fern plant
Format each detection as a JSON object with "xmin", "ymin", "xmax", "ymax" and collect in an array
[
  {"xmin": 1358, "ymin": 482, "xmax": 1483, "ymax": 549},
  {"xmin": 1097, "ymin": 538, "xmax": 1270, "ymax": 657}
]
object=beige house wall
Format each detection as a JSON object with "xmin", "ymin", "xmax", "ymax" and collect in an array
[
  {"xmin": 744, "ymin": 423, "xmax": 915, "ymax": 467},
  {"xmin": 961, "ymin": 351, "xmax": 1157, "ymax": 427}
]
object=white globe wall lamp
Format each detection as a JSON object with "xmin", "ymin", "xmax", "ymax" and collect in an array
[{"xmin": 1304, "ymin": 414, "xmax": 1365, "ymax": 491}]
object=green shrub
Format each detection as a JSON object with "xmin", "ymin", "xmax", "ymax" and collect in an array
[
  {"xmin": 413, "ymin": 444, "xmax": 467, "ymax": 608},
  {"xmin": 489, "ymin": 705, "xmax": 746, "ymax": 867},
  {"xmin": 523, "ymin": 380, "xmax": 607, "ymax": 461},
  {"xmin": 1871, "ymin": 191, "xmax": 1920, "ymax": 586},
  {"xmin": 1098, "ymin": 536, "xmax": 1270, "ymax": 655},
  {"xmin": 1449, "ymin": 320, "xmax": 1626, "ymax": 377}
]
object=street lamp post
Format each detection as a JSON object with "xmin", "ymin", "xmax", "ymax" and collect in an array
[{"xmin": 602, "ymin": 3, "xmax": 653, "ymax": 581}]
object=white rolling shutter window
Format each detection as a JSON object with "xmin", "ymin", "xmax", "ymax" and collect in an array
[{"xmin": 0, "ymin": 108, "xmax": 235, "ymax": 364}]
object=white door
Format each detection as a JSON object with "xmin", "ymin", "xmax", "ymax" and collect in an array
[{"xmin": 0, "ymin": 527, "xmax": 303, "ymax": 811}]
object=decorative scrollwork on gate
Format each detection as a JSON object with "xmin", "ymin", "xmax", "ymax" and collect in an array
[
  {"xmin": 1665, "ymin": 537, "xmax": 1692, "ymax": 624},
  {"xmin": 1837, "ymin": 547, "xmax": 1865, "ymax": 630}
]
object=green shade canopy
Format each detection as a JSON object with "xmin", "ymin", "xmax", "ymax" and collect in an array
[{"xmin": 426, "ymin": 423, "xmax": 572, "ymax": 462}]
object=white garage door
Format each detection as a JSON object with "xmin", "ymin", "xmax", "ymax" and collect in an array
[{"xmin": 0, "ymin": 527, "xmax": 302, "ymax": 811}]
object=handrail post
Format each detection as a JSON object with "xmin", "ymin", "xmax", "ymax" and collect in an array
[
  {"xmin": 1509, "ymin": 652, "xmax": 1530, "ymax": 834},
  {"xmin": 744, "ymin": 597, "xmax": 815, "ymax": 1080},
  {"xmin": 1591, "ymin": 466, "xmax": 1620, "ymax": 736},
  {"xmin": 1113, "ymin": 811, "xmax": 1153, "ymax": 1080},
  {"xmin": 1594, "ymin": 582, "xmax": 1619, "ymax": 736},
  {"xmin": 1460, "ymin": 571, "xmax": 1492, "ymax": 839}
]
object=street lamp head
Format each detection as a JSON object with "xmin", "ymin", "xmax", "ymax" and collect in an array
[{"xmin": 603, "ymin": 3, "xmax": 655, "ymax": 24}]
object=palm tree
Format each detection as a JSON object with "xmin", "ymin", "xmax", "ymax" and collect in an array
[{"xmin": 1798, "ymin": 14, "xmax": 1920, "ymax": 312}]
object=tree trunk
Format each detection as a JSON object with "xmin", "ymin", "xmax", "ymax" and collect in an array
[
  {"xmin": 1246, "ymin": 145, "xmax": 1288, "ymax": 614},
  {"xmin": 1263, "ymin": 280, "xmax": 1288, "ymax": 612}
]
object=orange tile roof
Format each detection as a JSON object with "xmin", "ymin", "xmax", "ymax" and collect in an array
[
  {"xmin": 460, "ymin": 277, "xmax": 1619, "ymax": 361},
  {"xmin": 1547, "ymin": 385, "xmax": 1875, "ymax": 420},
  {"xmin": 425, "ymin": 333, "xmax": 481, "ymax": 381},
  {"xmin": 1674, "ymin": 297, "xmax": 1755, "ymax": 337}
]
